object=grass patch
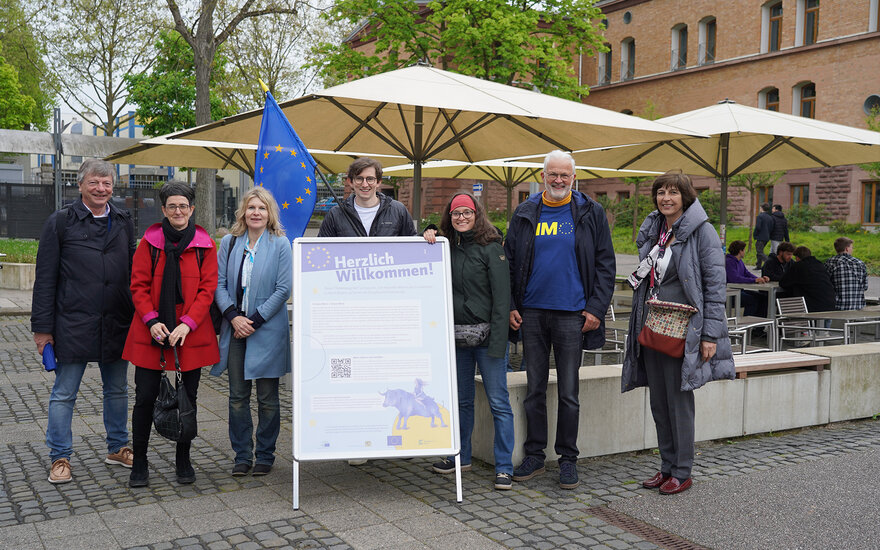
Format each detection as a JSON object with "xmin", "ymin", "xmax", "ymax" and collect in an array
[{"xmin": 0, "ymin": 239, "xmax": 39, "ymax": 263}]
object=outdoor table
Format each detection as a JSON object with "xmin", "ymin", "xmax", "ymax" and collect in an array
[
  {"xmin": 782, "ymin": 310, "xmax": 880, "ymax": 344},
  {"xmin": 725, "ymin": 288, "xmax": 742, "ymax": 319},
  {"xmin": 727, "ymin": 281, "xmax": 779, "ymax": 319},
  {"xmin": 728, "ymin": 315, "xmax": 776, "ymax": 352},
  {"xmin": 612, "ymin": 289, "xmax": 633, "ymax": 308}
]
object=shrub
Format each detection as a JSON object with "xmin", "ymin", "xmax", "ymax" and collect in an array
[
  {"xmin": 787, "ymin": 204, "xmax": 830, "ymax": 232},
  {"xmin": 698, "ymin": 189, "xmax": 721, "ymax": 225},
  {"xmin": 829, "ymin": 219, "xmax": 865, "ymax": 234}
]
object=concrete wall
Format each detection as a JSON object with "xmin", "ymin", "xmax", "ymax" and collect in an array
[
  {"xmin": 471, "ymin": 344, "xmax": 880, "ymax": 465},
  {"xmin": 0, "ymin": 263, "xmax": 35, "ymax": 290}
]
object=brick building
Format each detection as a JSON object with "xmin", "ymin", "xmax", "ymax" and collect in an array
[{"xmin": 580, "ymin": 0, "xmax": 880, "ymax": 225}]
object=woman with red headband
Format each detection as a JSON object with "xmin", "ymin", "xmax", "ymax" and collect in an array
[{"xmin": 424, "ymin": 193, "xmax": 515, "ymax": 490}]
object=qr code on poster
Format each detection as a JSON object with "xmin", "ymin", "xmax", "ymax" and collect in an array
[{"xmin": 330, "ymin": 357, "xmax": 352, "ymax": 379}]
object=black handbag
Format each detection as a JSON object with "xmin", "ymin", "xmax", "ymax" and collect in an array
[
  {"xmin": 454, "ymin": 323, "xmax": 491, "ymax": 347},
  {"xmin": 152, "ymin": 347, "xmax": 197, "ymax": 442}
]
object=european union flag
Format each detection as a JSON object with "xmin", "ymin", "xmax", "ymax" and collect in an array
[{"xmin": 255, "ymin": 90, "xmax": 317, "ymax": 242}]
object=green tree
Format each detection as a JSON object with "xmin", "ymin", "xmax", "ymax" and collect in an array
[
  {"xmin": 162, "ymin": 0, "xmax": 300, "ymax": 233},
  {"xmin": 0, "ymin": 0, "xmax": 53, "ymax": 129},
  {"xmin": 40, "ymin": 0, "xmax": 162, "ymax": 136},
  {"xmin": 126, "ymin": 30, "xmax": 235, "ymax": 137},
  {"xmin": 309, "ymin": 0, "xmax": 606, "ymax": 100},
  {"xmin": 0, "ymin": 49, "xmax": 37, "ymax": 129},
  {"xmin": 729, "ymin": 171, "xmax": 784, "ymax": 251},
  {"xmin": 861, "ymin": 106, "xmax": 880, "ymax": 181},
  {"xmin": 623, "ymin": 176, "xmax": 652, "ymax": 241}
]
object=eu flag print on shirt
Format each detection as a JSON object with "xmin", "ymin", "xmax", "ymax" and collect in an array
[
  {"xmin": 255, "ymin": 90, "xmax": 318, "ymax": 243},
  {"xmin": 523, "ymin": 204, "xmax": 587, "ymax": 311}
]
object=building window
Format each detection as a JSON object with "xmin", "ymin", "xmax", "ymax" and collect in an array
[
  {"xmin": 757, "ymin": 187, "xmax": 774, "ymax": 215},
  {"xmin": 803, "ymin": 0, "xmax": 820, "ymax": 45},
  {"xmin": 621, "ymin": 38, "xmax": 635, "ymax": 80},
  {"xmin": 863, "ymin": 181, "xmax": 880, "ymax": 223},
  {"xmin": 791, "ymin": 184, "xmax": 809, "ymax": 205},
  {"xmin": 671, "ymin": 24, "xmax": 688, "ymax": 70},
  {"xmin": 699, "ymin": 17, "xmax": 717, "ymax": 64},
  {"xmin": 795, "ymin": 82, "xmax": 816, "ymax": 118},
  {"xmin": 598, "ymin": 45, "xmax": 612, "ymax": 84},
  {"xmin": 763, "ymin": 1, "xmax": 783, "ymax": 53},
  {"xmin": 759, "ymin": 87, "xmax": 780, "ymax": 111},
  {"xmin": 518, "ymin": 191, "xmax": 530, "ymax": 204},
  {"xmin": 617, "ymin": 191, "xmax": 630, "ymax": 201}
]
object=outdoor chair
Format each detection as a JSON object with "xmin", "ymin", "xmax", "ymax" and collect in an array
[
  {"xmin": 728, "ymin": 315, "xmax": 776, "ymax": 354},
  {"xmin": 776, "ymin": 297, "xmax": 844, "ymax": 348},
  {"xmin": 582, "ymin": 305, "xmax": 626, "ymax": 366}
]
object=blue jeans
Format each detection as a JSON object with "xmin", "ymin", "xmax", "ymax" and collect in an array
[
  {"xmin": 47, "ymin": 359, "xmax": 129, "ymax": 462},
  {"xmin": 453, "ymin": 345, "xmax": 514, "ymax": 474},
  {"xmin": 521, "ymin": 308, "xmax": 584, "ymax": 462},
  {"xmin": 227, "ymin": 338, "xmax": 280, "ymax": 466}
]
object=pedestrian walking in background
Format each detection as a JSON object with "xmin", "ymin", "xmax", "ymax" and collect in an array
[
  {"xmin": 622, "ymin": 171, "xmax": 735, "ymax": 495},
  {"xmin": 211, "ymin": 187, "xmax": 291, "ymax": 477},
  {"xmin": 424, "ymin": 193, "xmax": 515, "ymax": 490},
  {"xmin": 123, "ymin": 181, "xmax": 220, "ymax": 488},
  {"xmin": 770, "ymin": 204, "xmax": 790, "ymax": 254},
  {"xmin": 753, "ymin": 202, "xmax": 773, "ymax": 270},
  {"xmin": 32, "ymin": 159, "xmax": 136, "ymax": 484}
]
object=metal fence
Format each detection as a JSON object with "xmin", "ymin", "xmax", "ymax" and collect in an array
[{"xmin": 0, "ymin": 182, "xmax": 238, "ymax": 239}]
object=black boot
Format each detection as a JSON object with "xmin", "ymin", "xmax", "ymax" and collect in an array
[
  {"xmin": 176, "ymin": 440, "xmax": 196, "ymax": 484},
  {"xmin": 129, "ymin": 443, "xmax": 149, "ymax": 488}
]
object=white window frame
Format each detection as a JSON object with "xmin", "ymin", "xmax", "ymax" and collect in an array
[
  {"xmin": 597, "ymin": 47, "xmax": 612, "ymax": 84},
  {"xmin": 761, "ymin": 0, "xmax": 783, "ymax": 54},
  {"xmin": 620, "ymin": 38, "xmax": 635, "ymax": 80},
  {"xmin": 871, "ymin": 0, "xmax": 879, "ymax": 32}
]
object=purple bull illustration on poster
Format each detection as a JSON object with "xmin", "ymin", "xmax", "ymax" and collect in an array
[{"xmin": 381, "ymin": 378, "xmax": 447, "ymax": 430}]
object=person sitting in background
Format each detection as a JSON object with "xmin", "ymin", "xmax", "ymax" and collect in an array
[
  {"xmin": 780, "ymin": 246, "xmax": 836, "ymax": 312},
  {"xmin": 825, "ymin": 237, "xmax": 868, "ymax": 311},
  {"xmin": 761, "ymin": 242, "xmax": 794, "ymax": 282},
  {"xmin": 725, "ymin": 240, "xmax": 768, "ymax": 317}
]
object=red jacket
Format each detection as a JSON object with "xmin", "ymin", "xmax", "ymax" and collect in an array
[{"xmin": 122, "ymin": 223, "xmax": 220, "ymax": 371}]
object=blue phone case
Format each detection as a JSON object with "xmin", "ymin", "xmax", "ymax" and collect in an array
[{"xmin": 42, "ymin": 343, "xmax": 57, "ymax": 372}]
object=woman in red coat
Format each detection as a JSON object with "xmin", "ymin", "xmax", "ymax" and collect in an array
[{"xmin": 123, "ymin": 181, "xmax": 219, "ymax": 487}]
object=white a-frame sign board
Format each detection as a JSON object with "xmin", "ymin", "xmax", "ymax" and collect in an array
[{"xmin": 291, "ymin": 237, "xmax": 461, "ymax": 508}]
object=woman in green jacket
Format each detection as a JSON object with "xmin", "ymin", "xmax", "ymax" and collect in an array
[{"xmin": 424, "ymin": 193, "xmax": 515, "ymax": 490}]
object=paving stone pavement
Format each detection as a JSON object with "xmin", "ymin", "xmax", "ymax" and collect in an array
[{"xmin": 2, "ymin": 307, "xmax": 880, "ymax": 549}]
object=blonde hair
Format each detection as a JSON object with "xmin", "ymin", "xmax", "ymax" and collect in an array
[{"xmin": 230, "ymin": 187, "xmax": 285, "ymax": 237}]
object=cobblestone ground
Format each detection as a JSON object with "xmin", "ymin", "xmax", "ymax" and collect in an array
[{"xmin": 2, "ymin": 313, "xmax": 878, "ymax": 549}]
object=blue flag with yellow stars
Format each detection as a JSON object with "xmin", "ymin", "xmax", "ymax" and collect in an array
[{"xmin": 255, "ymin": 90, "xmax": 317, "ymax": 242}]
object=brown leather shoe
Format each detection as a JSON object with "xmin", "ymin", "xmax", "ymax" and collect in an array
[
  {"xmin": 659, "ymin": 477, "xmax": 692, "ymax": 495},
  {"xmin": 642, "ymin": 471, "xmax": 671, "ymax": 489}
]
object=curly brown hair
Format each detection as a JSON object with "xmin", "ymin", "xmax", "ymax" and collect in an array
[{"xmin": 438, "ymin": 193, "xmax": 500, "ymax": 246}]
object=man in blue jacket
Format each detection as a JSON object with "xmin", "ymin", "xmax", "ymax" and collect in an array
[
  {"xmin": 31, "ymin": 159, "xmax": 136, "ymax": 484},
  {"xmin": 504, "ymin": 150, "xmax": 615, "ymax": 489},
  {"xmin": 753, "ymin": 202, "xmax": 773, "ymax": 270}
]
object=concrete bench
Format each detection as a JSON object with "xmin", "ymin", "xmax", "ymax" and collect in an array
[{"xmin": 471, "ymin": 349, "xmax": 838, "ymax": 466}]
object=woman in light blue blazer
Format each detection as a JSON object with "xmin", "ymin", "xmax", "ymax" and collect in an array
[{"xmin": 212, "ymin": 187, "xmax": 291, "ymax": 476}]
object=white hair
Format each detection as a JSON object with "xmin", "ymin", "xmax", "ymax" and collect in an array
[{"xmin": 543, "ymin": 150, "xmax": 576, "ymax": 173}]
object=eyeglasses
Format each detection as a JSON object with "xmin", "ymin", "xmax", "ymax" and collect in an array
[
  {"xmin": 353, "ymin": 176, "xmax": 378, "ymax": 184},
  {"xmin": 164, "ymin": 204, "xmax": 191, "ymax": 212},
  {"xmin": 450, "ymin": 209, "xmax": 475, "ymax": 219},
  {"xmin": 545, "ymin": 172, "xmax": 574, "ymax": 181}
]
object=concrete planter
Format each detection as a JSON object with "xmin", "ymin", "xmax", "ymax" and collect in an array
[{"xmin": 0, "ymin": 263, "xmax": 35, "ymax": 290}]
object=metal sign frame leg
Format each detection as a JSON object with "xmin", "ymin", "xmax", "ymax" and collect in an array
[
  {"xmin": 293, "ymin": 459, "xmax": 300, "ymax": 510},
  {"xmin": 455, "ymin": 455, "xmax": 463, "ymax": 502}
]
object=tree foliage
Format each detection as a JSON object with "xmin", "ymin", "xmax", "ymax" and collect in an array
[
  {"xmin": 0, "ymin": 48, "xmax": 37, "ymax": 129},
  {"xmin": 39, "ymin": 0, "xmax": 162, "ymax": 136},
  {"xmin": 126, "ymin": 31, "xmax": 235, "ymax": 137},
  {"xmin": 309, "ymin": 0, "xmax": 607, "ymax": 100},
  {"xmin": 161, "ymin": 0, "xmax": 301, "ymax": 233},
  {"xmin": 730, "ymin": 171, "xmax": 785, "ymax": 250},
  {"xmin": 0, "ymin": 0, "xmax": 53, "ymax": 129}
]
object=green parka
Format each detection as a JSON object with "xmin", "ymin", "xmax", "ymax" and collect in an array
[{"xmin": 450, "ymin": 230, "xmax": 510, "ymax": 358}]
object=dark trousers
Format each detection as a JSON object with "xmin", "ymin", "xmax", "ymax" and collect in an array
[
  {"xmin": 755, "ymin": 240, "xmax": 768, "ymax": 270},
  {"xmin": 643, "ymin": 347, "xmax": 695, "ymax": 479},
  {"xmin": 521, "ymin": 308, "xmax": 584, "ymax": 463},
  {"xmin": 132, "ymin": 366, "xmax": 201, "ymax": 446},
  {"xmin": 740, "ymin": 290, "xmax": 767, "ymax": 317}
]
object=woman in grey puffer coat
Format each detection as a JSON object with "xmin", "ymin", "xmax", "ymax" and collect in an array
[{"xmin": 621, "ymin": 172, "xmax": 735, "ymax": 495}]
